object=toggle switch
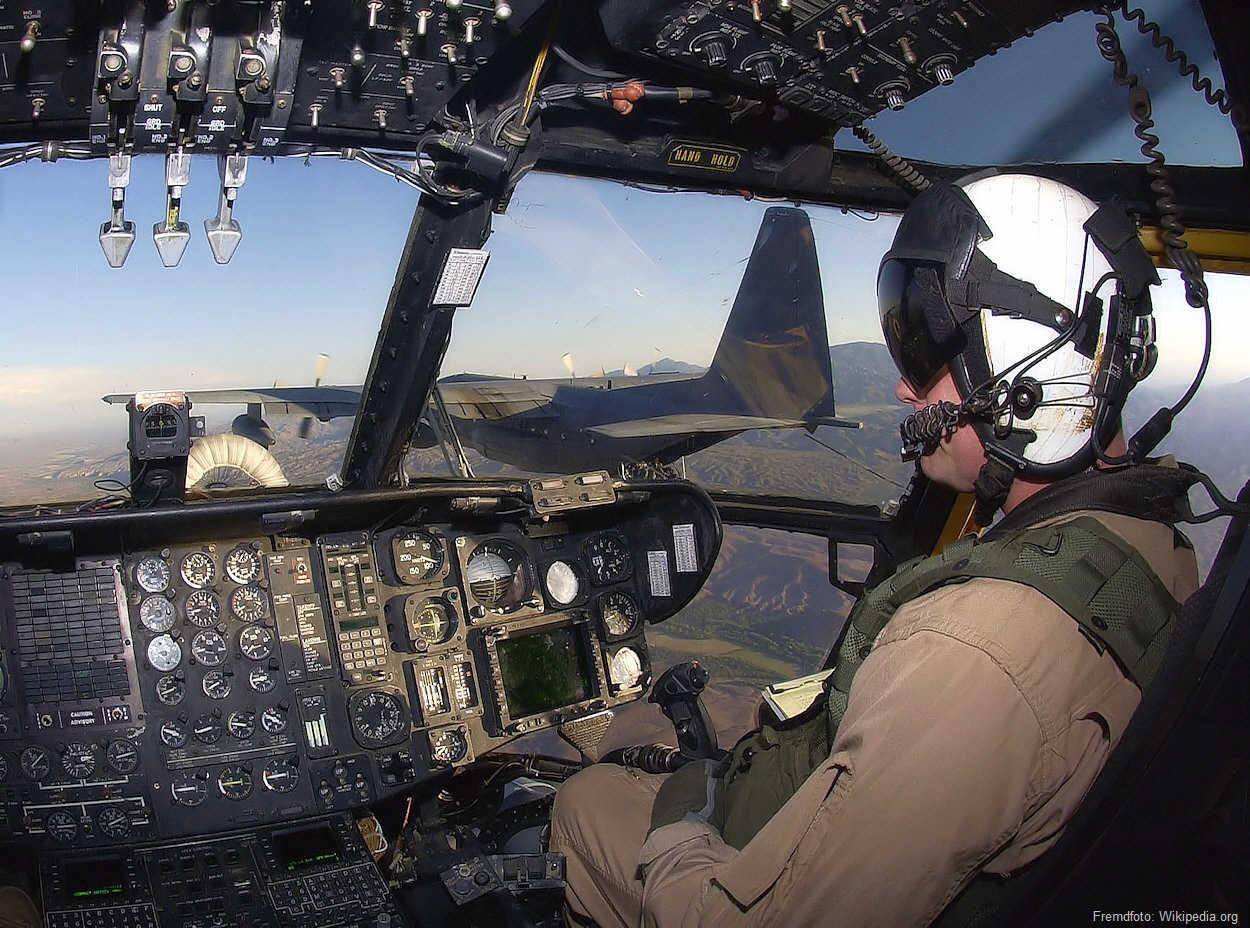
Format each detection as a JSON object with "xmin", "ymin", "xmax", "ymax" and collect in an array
[{"xmin": 20, "ymin": 20, "xmax": 40, "ymax": 54}]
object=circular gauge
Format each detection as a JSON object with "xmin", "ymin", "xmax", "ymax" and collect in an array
[
  {"xmin": 260, "ymin": 705, "xmax": 288, "ymax": 734},
  {"xmin": 227, "ymin": 709, "xmax": 256, "ymax": 740},
  {"xmin": 392, "ymin": 529, "xmax": 445, "ymax": 584},
  {"xmin": 180, "ymin": 551, "xmax": 216, "ymax": 589},
  {"xmin": 146, "ymin": 634, "xmax": 182, "ymax": 672},
  {"xmin": 348, "ymin": 689, "xmax": 408, "ymax": 749},
  {"xmin": 465, "ymin": 540, "xmax": 530, "ymax": 612},
  {"xmin": 45, "ymin": 810, "xmax": 78, "ymax": 843},
  {"xmin": 225, "ymin": 545, "xmax": 263, "ymax": 585},
  {"xmin": 599, "ymin": 591, "xmax": 641, "ymax": 638},
  {"xmin": 262, "ymin": 757, "xmax": 300, "ymax": 793},
  {"xmin": 217, "ymin": 765, "xmax": 253, "ymax": 801},
  {"xmin": 191, "ymin": 629, "xmax": 227, "ymax": 666},
  {"xmin": 184, "ymin": 589, "xmax": 221, "ymax": 628},
  {"xmin": 248, "ymin": 667, "xmax": 277, "ymax": 694},
  {"xmin": 139, "ymin": 595, "xmax": 176, "ymax": 633},
  {"xmin": 609, "ymin": 647, "xmax": 645, "ymax": 689},
  {"xmin": 545, "ymin": 560, "xmax": 581, "ymax": 606},
  {"xmin": 135, "ymin": 555, "xmax": 171, "ymax": 594},
  {"xmin": 155, "ymin": 674, "xmax": 185, "ymax": 706},
  {"xmin": 202, "ymin": 670, "xmax": 233, "ymax": 700},
  {"xmin": 159, "ymin": 720, "xmax": 187, "ymax": 749},
  {"xmin": 584, "ymin": 534, "xmax": 631, "ymax": 586},
  {"xmin": 405, "ymin": 597, "xmax": 454, "ymax": 647},
  {"xmin": 430, "ymin": 727, "xmax": 468, "ymax": 766},
  {"xmin": 61, "ymin": 742, "xmax": 96, "ymax": 779},
  {"xmin": 20, "ymin": 746, "xmax": 52, "ymax": 782},
  {"xmin": 230, "ymin": 585, "xmax": 267, "ymax": 622},
  {"xmin": 238, "ymin": 625, "xmax": 274, "ymax": 661},
  {"xmin": 97, "ymin": 806, "xmax": 131, "ymax": 840},
  {"xmin": 193, "ymin": 714, "xmax": 223, "ymax": 744},
  {"xmin": 171, "ymin": 773, "xmax": 208, "ymax": 806},
  {"xmin": 105, "ymin": 740, "xmax": 140, "ymax": 774}
]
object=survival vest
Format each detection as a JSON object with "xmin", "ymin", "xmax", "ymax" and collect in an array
[{"xmin": 714, "ymin": 514, "xmax": 1183, "ymax": 850}]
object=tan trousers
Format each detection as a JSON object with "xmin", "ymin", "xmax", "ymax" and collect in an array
[
  {"xmin": 549, "ymin": 763, "xmax": 668, "ymax": 928},
  {"xmin": 0, "ymin": 887, "xmax": 39, "ymax": 928}
]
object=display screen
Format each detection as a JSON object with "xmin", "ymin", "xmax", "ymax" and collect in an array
[
  {"xmin": 496, "ymin": 625, "xmax": 593, "ymax": 719},
  {"xmin": 65, "ymin": 855, "xmax": 127, "ymax": 898},
  {"xmin": 272, "ymin": 822, "xmax": 342, "ymax": 872}
]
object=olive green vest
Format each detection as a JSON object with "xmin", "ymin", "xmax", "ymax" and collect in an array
[{"xmin": 715, "ymin": 516, "xmax": 1181, "ymax": 850}]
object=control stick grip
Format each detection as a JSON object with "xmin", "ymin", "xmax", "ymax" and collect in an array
[{"xmin": 648, "ymin": 661, "xmax": 721, "ymax": 759}]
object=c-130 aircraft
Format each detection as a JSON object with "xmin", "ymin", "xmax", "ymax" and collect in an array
[
  {"xmin": 1, "ymin": 1, "xmax": 1249, "ymax": 927},
  {"xmin": 103, "ymin": 205, "xmax": 858, "ymax": 486}
]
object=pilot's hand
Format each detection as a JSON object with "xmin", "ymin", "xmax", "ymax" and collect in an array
[{"xmin": 648, "ymin": 757, "xmax": 728, "ymax": 835}]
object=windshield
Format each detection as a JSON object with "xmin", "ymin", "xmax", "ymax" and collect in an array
[{"xmin": 2, "ymin": 164, "xmax": 1246, "ymax": 576}]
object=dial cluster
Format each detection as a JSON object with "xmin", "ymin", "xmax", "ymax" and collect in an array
[{"xmin": 128, "ymin": 543, "xmax": 291, "ymax": 779}]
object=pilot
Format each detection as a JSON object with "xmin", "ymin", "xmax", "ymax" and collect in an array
[{"xmin": 548, "ymin": 173, "xmax": 1201, "ymax": 927}]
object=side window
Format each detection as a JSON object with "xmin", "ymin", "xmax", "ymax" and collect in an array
[
  {"xmin": 1124, "ymin": 267, "xmax": 1248, "ymax": 578},
  {"xmin": 602, "ymin": 525, "xmax": 854, "ymax": 754}
]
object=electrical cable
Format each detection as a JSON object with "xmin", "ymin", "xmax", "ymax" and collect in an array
[
  {"xmin": 1111, "ymin": 0, "xmax": 1250, "ymax": 142},
  {"xmin": 551, "ymin": 42, "xmax": 627, "ymax": 80},
  {"xmin": 850, "ymin": 125, "xmax": 930, "ymax": 192},
  {"xmin": 0, "ymin": 142, "xmax": 94, "ymax": 169},
  {"xmin": 1095, "ymin": 12, "xmax": 1213, "ymax": 460}
]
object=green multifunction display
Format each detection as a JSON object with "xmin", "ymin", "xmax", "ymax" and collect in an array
[{"xmin": 318, "ymin": 535, "xmax": 392, "ymax": 686}]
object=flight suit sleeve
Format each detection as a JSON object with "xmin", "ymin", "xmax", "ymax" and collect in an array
[{"xmin": 636, "ymin": 624, "xmax": 1049, "ymax": 928}]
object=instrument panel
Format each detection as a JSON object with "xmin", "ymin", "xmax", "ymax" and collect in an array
[{"xmin": 0, "ymin": 479, "xmax": 720, "ymax": 850}]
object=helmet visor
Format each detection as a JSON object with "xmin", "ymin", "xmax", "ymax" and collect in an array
[{"xmin": 877, "ymin": 258, "xmax": 967, "ymax": 393}]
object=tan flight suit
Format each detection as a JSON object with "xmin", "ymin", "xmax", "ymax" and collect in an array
[{"xmin": 550, "ymin": 510, "xmax": 1198, "ymax": 928}]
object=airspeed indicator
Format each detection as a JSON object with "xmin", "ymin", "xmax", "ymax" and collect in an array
[{"xmin": 392, "ymin": 529, "xmax": 446, "ymax": 584}]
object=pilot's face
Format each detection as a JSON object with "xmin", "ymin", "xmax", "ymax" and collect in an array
[{"xmin": 894, "ymin": 367, "xmax": 987, "ymax": 493}]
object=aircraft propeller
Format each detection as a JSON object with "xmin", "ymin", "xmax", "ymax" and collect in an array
[{"xmin": 299, "ymin": 353, "xmax": 330, "ymax": 439}]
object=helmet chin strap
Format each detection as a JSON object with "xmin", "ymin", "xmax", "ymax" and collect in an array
[{"xmin": 972, "ymin": 455, "xmax": 1017, "ymax": 526}]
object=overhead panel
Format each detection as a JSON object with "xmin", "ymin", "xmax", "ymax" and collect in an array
[{"xmin": 597, "ymin": 0, "xmax": 1088, "ymax": 127}]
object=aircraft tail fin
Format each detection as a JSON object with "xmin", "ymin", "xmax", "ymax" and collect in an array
[{"xmin": 704, "ymin": 207, "xmax": 836, "ymax": 422}]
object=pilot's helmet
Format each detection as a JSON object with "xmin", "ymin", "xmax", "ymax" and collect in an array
[{"xmin": 877, "ymin": 172, "xmax": 1147, "ymax": 480}]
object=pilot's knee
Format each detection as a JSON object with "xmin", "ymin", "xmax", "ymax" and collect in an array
[
  {"xmin": 552, "ymin": 764, "xmax": 628, "ymax": 839},
  {"xmin": 551, "ymin": 763, "xmax": 663, "ymax": 851}
]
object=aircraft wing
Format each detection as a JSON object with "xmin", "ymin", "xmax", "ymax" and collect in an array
[
  {"xmin": 101, "ymin": 387, "xmax": 363, "ymax": 421},
  {"xmin": 585, "ymin": 413, "xmax": 861, "ymax": 439}
]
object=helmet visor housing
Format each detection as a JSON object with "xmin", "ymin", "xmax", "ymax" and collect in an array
[{"xmin": 877, "ymin": 258, "xmax": 967, "ymax": 394}]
